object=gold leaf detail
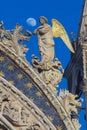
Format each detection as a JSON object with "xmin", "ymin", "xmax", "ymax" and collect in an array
[
  {"xmin": 47, "ymin": 116, "xmax": 54, "ymax": 122},
  {"xmin": 45, "ymin": 101, "xmax": 50, "ymax": 106},
  {"xmin": 25, "ymin": 83, "xmax": 32, "ymax": 89},
  {"xmin": 0, "ymin": 71, "xmax": 5, "ymax": 77},
  {"xmin": 17, "ymin": 74, "xmax": 23, "ymax": 79},
  {"xmin": 56, "ymin": 125, "xmax": 62, "ymax": 130},
  {"xmin": 0, "ymin": 56, "xmax": 4, "ymax": 62},
  {"xmin": 36, "ymin": 91, "xmax": 42, "ymax": 97},
  {"xmin": 8, "ymin": 65, "xmax": 14, "ymax": 71},
  {"xmin": 9, "ymin": 80, "xmax": 15, "ymax": 85},
  {"xmin": 30, "ymin": 98, "xmax": 34, "ymax": 103}
]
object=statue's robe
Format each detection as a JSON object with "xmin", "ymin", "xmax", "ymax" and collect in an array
[{"xmin": 36, "ymin": 24, "xmax": 55, "ymax": 63}]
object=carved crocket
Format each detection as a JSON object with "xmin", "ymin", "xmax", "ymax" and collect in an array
[
  {"xmin": 0, "ymin": 22, "xmax": 32, "ymax": 58},
  {"xmin": 59, "ymin": 90, "xmax": 81, "ymax": 117}
]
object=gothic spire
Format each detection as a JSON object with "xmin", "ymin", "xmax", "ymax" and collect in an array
[
  {"xmin": 79, "ymin": 1, "xmax": 87, "ymax": 130},
  {"xmin": 79, "ymin": 0, "xmax": 87, "ymax": 35}
]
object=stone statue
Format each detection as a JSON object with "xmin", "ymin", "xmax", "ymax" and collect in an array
[
  {"xmin": 34, "ymin": 16, "xmax": 55, "ymax": 63},
  {"xmin": 33, "ymin": 16, "xmax": 74, "ymax": 64},
  {"xmin": 32, "ymin": 16, "xmax": 75, "ymax": 94}
]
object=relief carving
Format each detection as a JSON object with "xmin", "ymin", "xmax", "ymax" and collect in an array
[
  {"xmin": 0, "ymin": 89, "xmax": 42, "ymax": 130},
  {"xmin": 59, "ymin": 90, "xmax": 81, "ymax": 117},
  {"xmin": 58, "ymin": 90, "xmax": 81, "ymax": 129}
]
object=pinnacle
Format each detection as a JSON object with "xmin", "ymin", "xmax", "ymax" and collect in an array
[{"xmin": 80, "ymin": 0, "xmax": 87, "ymax": 33}]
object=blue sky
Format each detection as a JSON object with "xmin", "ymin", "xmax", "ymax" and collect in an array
[{"xmin": 0, "ymin": 0, "xmax": 85, "ymax": 129}]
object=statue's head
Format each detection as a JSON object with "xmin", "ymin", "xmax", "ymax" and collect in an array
[{"xmin": 39, "ymin": 16, "xmax": 48, "ymax": 24}]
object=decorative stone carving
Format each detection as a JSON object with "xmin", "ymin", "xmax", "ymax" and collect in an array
[
  {"xmin": 0, "ymin": 30, "xmax": 81, "ymax": 129},
  {"xmin": 0, "ymin": 21, "xmax": 32, "ymax": 58},
  {"xmin": 32, "ymin": 57, "xmax": 64, "ymax": 94},
  {"xmin": 0, "ymin": 43, "xmax": 81, "ymax": 130},
  {"xmin": 59, "ymin": 90, "xmax": 81, "ymax": 117},
  {"xmin": 58, "ymin": 90, "xmax": 81, "ymax": 129},
  {"xmin": 72, "ymin": 119, "xmax": 81, "ymax": 130},
  {"xmin": 0, "ymin": 89, "xmax": 43, "ymax": 130}
]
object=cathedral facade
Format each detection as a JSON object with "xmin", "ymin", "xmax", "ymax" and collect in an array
[{"xmin": 0, "ymin": 1, "xmax": 86, "ymax": 130}]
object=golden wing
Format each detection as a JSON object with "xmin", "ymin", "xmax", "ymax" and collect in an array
[{"xmin": 52, "ymin": 19, "xmax": 75, "ymax": 53}]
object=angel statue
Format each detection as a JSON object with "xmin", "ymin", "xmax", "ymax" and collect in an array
[
  {"xmin": 32, "ymin": 16, "xmax": 74, "ymax": 94},
  {"xmin": 33, "ymin": 16, "xmax": 74, "ymax": 64}
]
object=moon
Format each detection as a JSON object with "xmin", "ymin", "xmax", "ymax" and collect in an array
[{"xmin": 26, "ymin": 17, "xmax": 37, "ymax": 27}]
